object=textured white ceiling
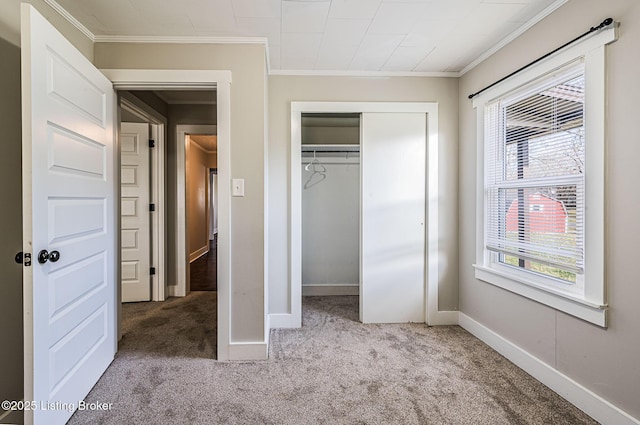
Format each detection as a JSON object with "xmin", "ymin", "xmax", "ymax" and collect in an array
[{"xmin": 50, "ymin": 0, "xmax": 563, "ymax": 74}]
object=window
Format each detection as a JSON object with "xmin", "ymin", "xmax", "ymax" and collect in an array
[
  {"xmin": 473, "ymin": 25, "xmax": 617, "ymax": 327},
  {"xmin": 486, "ymin": 61, "xmax": 585, "ymax": 289}
]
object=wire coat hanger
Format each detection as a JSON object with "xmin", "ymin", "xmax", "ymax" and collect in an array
[{"xmin": 304, "ymin": 150, "xmax": 327, "ymax": 189}]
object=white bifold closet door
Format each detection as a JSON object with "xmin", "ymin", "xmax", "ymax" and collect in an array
[{"xmin": 360, "ymin": 113, "xmax": 426, "ymax": 323}]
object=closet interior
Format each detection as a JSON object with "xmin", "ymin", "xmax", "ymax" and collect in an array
[{"xmin": 301, "ymin": 113, "xmax": 361, "ymax": 303}]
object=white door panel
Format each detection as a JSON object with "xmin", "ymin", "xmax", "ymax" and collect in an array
[
  {"xmin": 120, "ymin": 122, "xmax": 151, "ymax": 302},
  {"xmin": 21, "ymin": 5, "xmax": 116, "ymax": 425},
  {"xmin": 361, "ymin": 113, "xmax": 426, "ymax": 323}
]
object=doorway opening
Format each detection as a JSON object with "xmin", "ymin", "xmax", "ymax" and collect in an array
[
  {"xmin": 290, "ymin": 102, "xmax": 442, "ymax": 329},
  {"xmin": 301, "ymin": 113, "xmax": 361, "ymax": 318},
  {"xmin": 186, "ymin": 135, "xmax": 218, "ymax": 292},
  {"xmin": 176, "ymin": 125, "xmax": 218, "ymax": 296},
  {"xmin": 115, "ymin": 87, "xmax": 221, "ymax": 359}
]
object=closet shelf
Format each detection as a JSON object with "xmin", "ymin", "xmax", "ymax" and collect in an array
[{"xmin": 301, "ymin": 143, "xmax": 360, "ymax": 153}]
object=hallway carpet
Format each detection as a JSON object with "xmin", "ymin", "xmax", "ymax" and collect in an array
[{"xmin": 68, "ymin": 295, "xmax": 596, "ymax": 425}]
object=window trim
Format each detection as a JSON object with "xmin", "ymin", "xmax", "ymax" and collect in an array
[{"xmin": 472, "ymin": 25, "xmax": 617, "ymax": 327}]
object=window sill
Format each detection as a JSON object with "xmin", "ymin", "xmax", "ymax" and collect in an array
[{"xmin": 473, "ymin": 264, "xmax": 607, "ymax": 327}]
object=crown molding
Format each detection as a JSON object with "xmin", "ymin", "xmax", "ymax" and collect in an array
[
  {"xmin": 43, "ymin": 0, "xmax": 95, "ymax": 41},
  {"xmin": 459, "ymin": 0, "xmax": 569, "ymax": 76},
  {"xmin": 93, "ymin": 35, "xmax": 268, "ymax": 45},
  {"xmin": 269, "ymin": 69, "xmax": 459, "ymax": 78},
  {"xmin": 44, "ymin": 0, "xmax": 567, "ymax": 79}
]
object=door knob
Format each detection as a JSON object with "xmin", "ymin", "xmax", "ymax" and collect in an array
[
  {"xmin": 38, "ymin": 250, "xmax": 61, "ymax": 264},
  {"xmin": 49, "ymin": 250, "xmax": 61, "ymax": 262},
  {"xmin": 15, "ymin": 251, "xmax": 23, "ymax": 264}
]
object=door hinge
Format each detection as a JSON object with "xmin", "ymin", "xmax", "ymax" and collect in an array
[
  {"xmin": 150, "ymin": 267, "xmax": 156, "ymax": 276},
  {"xmin": 149, "ymin": 139, "xmax": 155, "ymax": 148},
  {"xmin": 149, "ymin": 203, "xmax": 156, "ymax": 212}
]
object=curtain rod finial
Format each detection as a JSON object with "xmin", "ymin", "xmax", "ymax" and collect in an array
[{"xmin": 592, "ymin": 17, "xmax": 613, "ymax": 31}]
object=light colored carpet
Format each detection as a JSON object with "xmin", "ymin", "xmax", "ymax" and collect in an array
[{"xmin": 68, "ymin": 293, "xmax": 597, "ymax": 424}]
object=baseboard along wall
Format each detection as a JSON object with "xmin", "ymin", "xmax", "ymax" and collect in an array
[
  {"xmin": 227, "ymin": 341, "xmax": 269, "ymax": 361},
  {"xmin": 458, "ymin": 313, "xmax": 640, "ymax": 425},
  {"xmin": 189, "ymin": 245, "xmax": 209, "ymax": 263},
  {"xmin": 301, "ymin": 284, "xmax": 359, "ymax": 296}
]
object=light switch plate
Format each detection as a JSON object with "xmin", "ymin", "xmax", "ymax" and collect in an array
[{"xmin": 232, "ymin": 178, "xmax": 245, "ymax": 197}]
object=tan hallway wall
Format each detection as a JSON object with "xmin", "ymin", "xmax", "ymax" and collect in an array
[
  {"xmin": 187, "ymin": 137, "xmax": 216, "ymax": 260},
  {"xmin": 458, "ymin": 0, "xmax": 640, "ymax": 418},
  {"xmin": 167, "ymin": 103, "xmax": 216, "ymax": 286}
]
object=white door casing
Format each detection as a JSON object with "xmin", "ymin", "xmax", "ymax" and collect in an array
[
  {"xmin": 360, "ymin": 113, "xmax": 426, "ymax": 323},
  {"xmin": 21, "ymin": 4, "xmax": 116, "ymax": 425},
  {"xmin": 210, "ymin": 171, "xmax": 218, "ymax": 240},
  {"xmin": 120, "ymin": 122, "xmax": 151, "ymax": 302},
  {"xmin": 102, "ymin": 71, "xmax": 233, "ymax": 360}
]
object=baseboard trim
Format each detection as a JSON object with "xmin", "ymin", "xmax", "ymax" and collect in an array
[
  {"xmin": 269, "ymin": 313, "xmax": 300, "ymax": 329},
  {"xmin": 167, "ymin": 284, "xmax": 185, "ymax": 297},
  {"xmin": 227, "ymin": 341, "xmax": 268, "ymax": 361},
  {"xmin": 459, "ymin": 313, "xmax": 640, "ymax": 425},
  {"xmin": 302, "ymin": 284, "xmax": 359, "ymax": 296},
  {"xmin": 428, "ymin": 310, "xmax": 459, "ymax": 326},
  {"xmin": 189, "ymin": 245, "xmax": 209, "ymax": 263}
]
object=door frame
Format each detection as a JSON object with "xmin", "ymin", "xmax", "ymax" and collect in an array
[
  {"xmin": 210, "ymin": 168, "xmax": 218, "ymax": 240},
  {"xmin": 175, "ymin": 124, "xmax": 217, "ymax": 297},
  {"xmin": 285, "ymin": 101, "xmax": 446, "ymax": 329},
  {"xmin": 120, "ymin": 95, "xmax": 166, "ymax": 302},
  {"xmin": 101, "ymin": 69, "xmax": 232, "ymax": 360}
]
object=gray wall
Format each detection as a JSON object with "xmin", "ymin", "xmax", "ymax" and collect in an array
[
  {"xmin": 0, "ymin": 0, "xmax": 93, "ymax": 59},
  {"xmin": 130, "ymin": 91, "xmax": 169, "ymax": 118},
  {"xmin": 302, "ymin": 160, "xmax": 360, "ymax": 291},
  {"xmin": 0, "ymin": 35, "xmax": 23, "ymax": 420},
  {"xmin": 268, "ymin": 75, "xmax": 459, "ymax": 315},
  {"xmin": 302, "ymin": 124, "xmax": 360, "ymax": 292},
  {"xmin": 95, "ymin": 43, "xmax": 268, "ymax": 343},
  {"xmin": 458, "ymin": 0, "xmax": 640, "ymax": 418}
]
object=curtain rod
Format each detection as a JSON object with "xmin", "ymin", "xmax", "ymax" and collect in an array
[{"xmin": 468, "ymin": 17, "xmax": 613, "ymax": 100}]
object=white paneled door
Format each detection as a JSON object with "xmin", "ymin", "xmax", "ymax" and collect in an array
[
  {"xmin": 21, "ymin": 5, "xmax": 116, "ymax": 425},
  {"xmin": 360, "ymin": 113, "xmax": 426, "ymax": 323},
  {"xmin": 120, "ymin": 122, "xmax": 151, "ymax": 302}
]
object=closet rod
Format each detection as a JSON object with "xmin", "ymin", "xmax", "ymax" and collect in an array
[
  {"xmin": 301, "ymin": 143, "xmax": 360, "ymax": 153},
  {"xmin": 301, "ymin": 150, "xmax": 360, "ymax": 153}
]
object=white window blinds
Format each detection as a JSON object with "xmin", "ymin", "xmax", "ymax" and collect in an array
[{"xmin": 485, "ymin": 61, "xmax": 585, "ymax": 282}]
